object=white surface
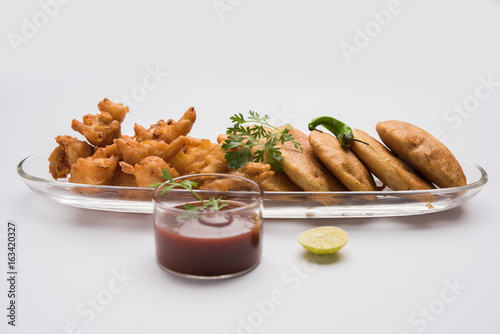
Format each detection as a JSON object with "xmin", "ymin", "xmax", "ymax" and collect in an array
[{"xmin": 1, "ymin": 1, "xmax": 499, "ymax": 333}]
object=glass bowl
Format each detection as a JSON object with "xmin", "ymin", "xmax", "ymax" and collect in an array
[{"xmin": 153, "ymin": 173, "xmax": 263, "ymax": 279}]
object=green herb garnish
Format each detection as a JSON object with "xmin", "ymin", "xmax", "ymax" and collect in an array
[
  {"xmin": 222, "ymin": 111, "xmax": 301, "ymax": 171},
  {"xmin": 150, "ymin": 169, "xmax": 227, "ymax": 212}
]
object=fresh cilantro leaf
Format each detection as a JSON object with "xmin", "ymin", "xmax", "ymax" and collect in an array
[
  {"xmin": 183, "ymin": 203, "xmax": 201, "ymax": 211},
  {"xmin": 207, "ymin": 197, "xmax": 228, "ymax": 211},
  {"xmin": 222, "ymin": 111, "xmax": 302, "ymax": 171}
]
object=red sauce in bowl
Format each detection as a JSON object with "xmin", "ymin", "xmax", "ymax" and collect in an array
[{"xmin": 154, "ymin": 201, "xmax": 262, "ymax": 277}]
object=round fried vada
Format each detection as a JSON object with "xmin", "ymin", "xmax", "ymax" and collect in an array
[
  {"xmin": 309, "ymin": 130, "xmax": 377, "ymax": 191},
  {"xmin": 278, "ymin": 127, "xmax": 347, "ymax": 192},
  {"xmin": 376, "ymin": 121, "xmax": 466, "ymax": 188},
  {"xmin": 350, "ymin": 129, "xmax": 433, "ymax": 191}
]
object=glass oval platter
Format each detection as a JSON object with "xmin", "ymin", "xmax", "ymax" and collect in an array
[{"xmin": 17, "ymin": 152, "xmax": 488, "ymax": 218}]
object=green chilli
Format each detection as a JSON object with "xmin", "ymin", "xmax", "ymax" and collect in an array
[{"xmin": 308, "ymin": 116, "xmax": 368, "ymax": 147}]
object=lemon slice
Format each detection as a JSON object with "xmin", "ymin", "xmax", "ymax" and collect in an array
[{"xmin": 298, "ymin": 226, "xmax": 348, "ymax": 255}]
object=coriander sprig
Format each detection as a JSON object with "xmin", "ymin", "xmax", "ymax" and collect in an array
[
  {"xmin": 150, "ymin": 169, "xmax": 227, "ymax": 212},
  {"xmin": 222, "ymin": 111, "xmax": 301, "ymax": 171}
]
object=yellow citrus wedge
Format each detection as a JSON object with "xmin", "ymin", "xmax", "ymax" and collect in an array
[{"xmin": 297, "ymin": 226, "xmax": 348, "ymax": 255}]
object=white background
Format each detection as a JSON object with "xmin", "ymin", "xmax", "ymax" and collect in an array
[{"xmin": 1, "ymin": 0, "xmax": 500, "ymax": 333}]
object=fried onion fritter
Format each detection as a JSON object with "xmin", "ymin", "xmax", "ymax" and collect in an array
[
  {"xmin": 115, "ymin": 136, "xmax": 186, "ymax": 166},
  {"xmin": 71, "ymin": 113, "xmax": 120, "ymax": 147},
  {"xmin": 134, "ymin": 107, "xmax": 196, "ymax": 143},
  {"xmin": 228, "ymin": 162, "xmax": 274, "ymax": 185},
  {"xmin": 120, "ymin": 156, "xmax": 179, "ymax": 188},
  {"xmin": 111, "ymin": 167, "xmax": 138, "ymax": 187},
  {"xmin": 200, "ymin": 162, "xmax": 274, "ymax": 191},
  {"xmin": 48, "ymin": 135, "xmax": 93, "ymax": 179},
  {"xmin": 98, "ymin": 98, "xmax": 129, "ymax": 123},
  {"xmin": 168, "ymin": 139, "xmax": 227, "ymax": 175},
  {"xmin": 71, "ymin": 98, "xmax": 128, "ymax": 147},
  {"xmin": 216, "ymin": 133, "xmax": 229, "ymax": 145},
  {"xmin": 93, "ymin": 142, "xmax": 123, "ymax": 159},
  {"xmin": 184, "ymin": 136, "xmax": 203, "ymax": 149},
  {"xmin": 259, "ymin": 171, "xmax": 303, "ymax": 191},
  {"xmin": 48, "ymin": 147, "xmax": 69, "ymax": 179},
  {"xmin": 199, "ymin": 144, "xmax": 227, "ymax": 174},
  {"xmin": 69, "ymin": 155, "xmax": 120, "ymax": 185},
  {"xmin": 199, "ymin": 162, "xmax": 273, "ymax": 192}
]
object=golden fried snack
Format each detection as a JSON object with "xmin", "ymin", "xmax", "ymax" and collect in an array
[
  {"xmin": 111, "ymin": 168, "xmax": 138, "ymax": 187},
  {"xmin": 71, "ymin": 98, "xmax": 128, "ymax": 147},
  {"xmin": 93, "ymin": 142, "xmax": 122, "ymax": 159},
  {"xmin": 48, "ymin": 135, "xmax": 93, "ymax": 179},
  {"xmin": 309, "ymin": 130, "xmax": 377, "ymax": 191},
  {"xmin": 120, "ymin": 156, "xmax": 180, "ymax": 188},
  {"xmin": 201, "ymin": 144, "xmax": 228, "ymax": 174},
  {"xmin": 350, "ymin": 129, "xmax": 433, "ymax": 191},
  {"xmin": 98, "ymin": 98, "xmax": 129, "ymax": 123},
  {"xmin": 69, "ymin": 155, "xmax": 120, "ymax": 185},
  {"xmin": 184, "ymin": 136, "xmax": 203, "ymax": 148},
  {"xmin": 115, "ymin": 136, "xmax": 186, "ymax": 166},
  {"xmin": 134, "ymin": 107, "xmax": 196, "ymax": 143},
  {"xmin": 376, "ymin": 121, "xmax": 466, "ymax": 188},
  {"xmin": 168, "ymin": 139, "xmax": 227, "ymax": 175},
  {"xmin": 277, "ymin": 127, "xmax": 347, "ymax": 191},
  {"xmin": 198, "ymin": 163, "xmax": 273, "ymax": 192},
  {"xmin": 259, "ymin": 171, "xmax": 303, "ymax": 192},
  {"xmin": 48, "ymin": 147, "xmax": 69, "ymax": 179},
  {"xmin": 228, "ymin": 162, "xmax": 274, "ymax": 185},
  {"xmin": 71, "ymin": 112, "xmax": 120, "ymax": 147},
  {"xmin": 216, "ymin": 133, "xmax": 229, "ymax": 145},
  {"xmin": 197, "ymin": 178, "xmax": 247, "ymax": 192}
]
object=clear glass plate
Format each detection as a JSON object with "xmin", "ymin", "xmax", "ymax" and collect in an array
[{"xmin": 17, "ymin": 152, "xmax": 488, "ymax": 218}]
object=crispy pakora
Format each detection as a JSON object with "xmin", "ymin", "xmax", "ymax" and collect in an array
[
  {"xmin": 111, "ymin": 167, "xmax": 138, "ymax": 187},
  {"xmin": 120, "ymin": 156, "xmax": 179, "ymax": 188},
  {"xmin": 69, "ymin": 155, "xmax": 120, "ymax": 185},
  {"xmin": 98, "ymin": 98, "xmax": 129, "ymax": 123},
  {"xmin": 71, "ymin": 98, "xmax": 128, "ymax": 147},
  {"xmin": 134, "ymin": 107, "xmax": 196, "ymax": 143},
  {"xmin": 228, "ymin": 162, "xmax": 274, "ymax": 185},
  {"xmin": 48, "ymin": 135, "xmax": 93, "ymax": 179},
  {"xmin": 168, "ymin": 139, "xmax": 227, "ymax": 175},
  {"xmin": 115, "ymin": 135, "xmax": 186, "ymax": 166},
  {"xmin": 93, "ymin": 142, "xmax": 122, "ymax": 159},
  {"xmin": 199, "ymin": 162, "xmax": 274, "ymax": 192},
  {"xmin": 258, "ymin": 171, "xmax": 302, "ymax": 192}
]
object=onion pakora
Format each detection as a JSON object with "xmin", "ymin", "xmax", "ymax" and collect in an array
[
  {"xmin": 71, "ymin": 98, "xmax": 129, "ymax": 147},
  {"xmin": 134, "ymin": 107, "xmax": 196, "ymax": 143},
  {"xmin": 228, "ymin": 162, "xmax": 274, "ymax": 185},
  {"xmin": 49, "ymin": 98, "xmax": 192, "ymax": 189},
  {"xmin": 120, "ymin": 156, "xmax": 179, "ymax": 188},
  {"xmin": 168, "ymin": 138, "xmax": 227, "ymax": 175},
  {"xmin": 69, "ymin": 155, "xmax": 120, "ymax": 185},
  {"xmin": 115, "ymin": 136, "xmax": 186, "ymax": 166},
  {"xmin": 48, "ymin": 135, "xmax": 93, "ymax": 179}
]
